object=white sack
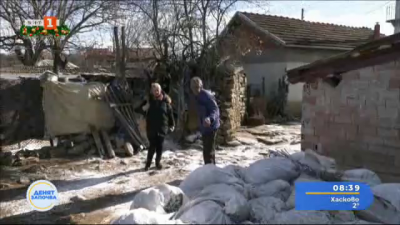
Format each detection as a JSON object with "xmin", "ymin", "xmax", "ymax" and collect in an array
[
  {"xmin": 111, "ymin": 208, "xmax": 184, "ymax": 224},
  {"xmin": 131, "ymin": 184, "xmax": 188, "ymax": 214},
  {"xmin": 131, "ymin": 188, "xmax": 165, "ymax": 213},
  {"xmin": 247, "ymin": 179, "xmax": 291, "ymax": 201},
  {"xmin": 355, "ymin": 195, "xmax": 400, "ymax": 224},
  {"xmin": 196, "ymin": 183, "xmax": 249, "ymax": 222},
  {"xmin": 372, "ymin": 183, "xmax": 400, "ymax": 211},
  {"xmin": 179, "ymin": 164, "xmax": 245, "ymax": 199},
  {"xmin": 329, "ymin": 211, "xmax": 357, "ymax": 223},
  {"xmin": 223, "ymin": 164, "xmax": 246, "ymax": 181},
  {"xmin": 290, "ymin": 150, "xmax": 336, "ymax": 172},
  {"xmin": 339, "ymin": 220, "xmax": 382, "ymax": 224},
  {"xmin": 242, "ymin": 157, "xmax": 300, "ymax": 185},
  {"xmin": 270, "ymin": 210, "xmax": 332, "ymax": 224},
  {"xmin": 156, "ymin": 184, "xmax": 189, "ymax": 213},
  {"xmin": 177, "ymin": 200, "xmax": 233, "ymax": 224},
  {"xmin": 341, "ymin": 169, "xmax": 382, "ymax": 187},
  {"xmin": 285, "ymin": 173, "xmax": 322, "ymax": 210},
  {"xmin": 248, "ymin": 197, "xmax": 285, "ymax": 223}
]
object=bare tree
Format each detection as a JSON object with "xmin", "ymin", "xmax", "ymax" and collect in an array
[
  {"xmin": 0, "ymin": 0, "xmax": 50, "ymax": 65},
  {"xmin": 0, "ymin": 0, "xmax": 119, "ymax": 73}
]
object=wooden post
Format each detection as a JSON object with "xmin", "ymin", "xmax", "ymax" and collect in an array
[
  {"xmin": 121, "ymin": 26, "xmax": 126, "ymax": 79},
  {"xmin": 100, "ymin": 130, "xmax": 115, "ymax": 158},
  {"xmin": 114, "ymin": 26, "xmax": 121, "ymax": 77},
  {"xmin": 91, "ymin": 127, "xmax": 105, "ymax": 158}
]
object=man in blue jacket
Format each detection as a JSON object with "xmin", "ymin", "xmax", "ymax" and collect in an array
[{"xmin": 190, "ymin": 77, "xmax": 220, "ymax": 165}]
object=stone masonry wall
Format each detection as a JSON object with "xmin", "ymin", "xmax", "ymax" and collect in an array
[
  {"xmin": 215, "ymin": 63, "xmax": 247, "ymax": 144},
  {"xmin": 301, "ymin": 60, "xmax": 400, "ymax": 182}
]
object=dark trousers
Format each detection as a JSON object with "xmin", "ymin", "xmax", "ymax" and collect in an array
[
  {"xmin": 146, "ymin": 135, "xmax": 164, "ymax": 168},
  {"xmin": 202, "ymin": 130, "xmax": 217, "ymax": 165}
]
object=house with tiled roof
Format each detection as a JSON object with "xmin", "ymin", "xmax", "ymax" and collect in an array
[{"xmin": 218, "ymin": 12, "xmax": 382, "ymax": 118}]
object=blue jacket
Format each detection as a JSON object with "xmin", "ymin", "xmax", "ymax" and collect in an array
[{"xmin": 194, "ymin": 89, "xmax": 220, "ymax": 134}]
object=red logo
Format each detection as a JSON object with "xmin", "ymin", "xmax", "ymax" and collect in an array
[{"xmin": 44, "ymin": 16, "xmax": 57, "ymax": 30}]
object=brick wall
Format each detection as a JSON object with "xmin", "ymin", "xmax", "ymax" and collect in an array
[{"xmin": 301, "ymin": 60, "xmax": 400, "ymax": 182}]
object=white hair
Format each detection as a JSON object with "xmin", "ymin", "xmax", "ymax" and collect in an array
[
  {"xmin": 190, "ymin": 77, "xmax": 203, "ymax": 89},
  {"xmin": 151, "ymin": 83, "xmax": 162, "ymax": 91}
]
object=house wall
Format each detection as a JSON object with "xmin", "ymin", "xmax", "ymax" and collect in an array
[
  {"xmin": 243, "ymin": 47, "xmax": 345, "ymax": 118},
  {"xmin": 301, "ymin": 59, "xmax": 400, "ymax": 182}
]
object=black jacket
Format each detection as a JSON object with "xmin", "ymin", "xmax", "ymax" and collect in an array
[{"xmin": 146, "ymin": 94, "xmax": 175, "ymax": 138}]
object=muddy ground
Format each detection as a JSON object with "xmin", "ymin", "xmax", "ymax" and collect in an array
[{"xmin": 0, "ymin": 123, "xmax": 301, "ymax": 224}]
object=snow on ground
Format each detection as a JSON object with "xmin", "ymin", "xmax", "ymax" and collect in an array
[{"xmin": 0, "ymin": 123, "xmax": 300, "ymax": 224}]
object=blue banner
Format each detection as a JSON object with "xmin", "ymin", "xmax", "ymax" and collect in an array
[{"xmin": 295, "ymin": 182, "xmax": 373, "ymax": 210}]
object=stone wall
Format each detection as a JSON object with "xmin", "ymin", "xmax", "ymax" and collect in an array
[
  {"xmin": 215, "ymin": 62, "xmax": 247, "ymax": 143},
  {"xmin": 301, "ymin": 60, "xmax": 400, "ymax": 182}
]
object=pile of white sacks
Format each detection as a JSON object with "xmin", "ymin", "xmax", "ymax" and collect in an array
[{"xmin": 111, "ymin": 150, "xmax": 400, "ymax": 224}]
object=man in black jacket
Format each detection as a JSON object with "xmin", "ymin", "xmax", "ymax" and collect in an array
[{"xmin": 145, "ymin": 83, "xmax": 175, "ymax": 171}]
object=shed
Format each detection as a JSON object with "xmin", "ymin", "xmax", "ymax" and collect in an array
[{"xmin": 287, "ymin": 33, "xmax": 400, "ymax": 182}]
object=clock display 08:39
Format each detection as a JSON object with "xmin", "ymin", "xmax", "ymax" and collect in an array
[{"xmin": 333, "ymin": 184, "xmax": 360, "ymax": 192}]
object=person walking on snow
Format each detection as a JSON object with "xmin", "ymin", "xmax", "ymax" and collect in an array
[
  {"xmin": 190, "ymin": 77, "xmax": 220, "ymax": 165},
  {"xmin": 145, "ymin": 83, "xmax": 175, "ymax": 171}
]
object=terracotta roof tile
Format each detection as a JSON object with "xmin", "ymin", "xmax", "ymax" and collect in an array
[{"xmin": 240, "ymin": 12, "xmax": 377, "ymax": 49}]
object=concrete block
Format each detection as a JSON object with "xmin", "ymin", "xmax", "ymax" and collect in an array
[
  {"xmin": 334, "ymin": 115, "xmax": 352, "ymax": 124},
  {"xmin": 369, "ymin": 79, "xmax": 389, "ymax": 89},
  {"xmin": 358, "ymin": 67, "xmax": 375, "ymax": 80},
  {"xmin": 378, "ymin": 106, "xmax": 398, "ymax": 119},
  {"xmin": 377, "ymin": 128, "xmax": 399, "ymax": 138},
  {"xmin": 379, "ymin": 90, "xmax": 400, "ymax": 101},
  {"xmin": 301, "ymin": 127, "xmax": 315, "ymax": 135},
  {"xmin": 383, "ymin": 138, "xmax": 400, "ymax": 148},
  {"xmin": 361, "ymin": 135, "xmax": 384, "ymax": 145},
  {"xmin": 369, "ymin": 144, "xmax": 400, "ymax": 156},
  {"xmin": 385, "ymin": 99, "xmax": 400, "ymax": 108},
  {"xmin": 343, "ymin": 70, "xmax": 360, "ymax": 80},
  {"xmin": 358, "ymin": 125, "xmax": 377, "ymax": 135},
  {"xmin": 347, "ymin": 97, "xmax": 365, "ymax": 107},
  {"xmin": 350, "ymin": 80, "xmax": 369, "ymax": 89}
]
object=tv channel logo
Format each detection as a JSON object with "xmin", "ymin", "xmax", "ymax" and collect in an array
[{"xmin": 26, "ymin": 180, "xmax": 59, "ymax": 212}]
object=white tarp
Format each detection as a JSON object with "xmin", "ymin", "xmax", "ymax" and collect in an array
[{"xmin": 42, "ymin": 80, "xmax": 115, "ymax": 136}]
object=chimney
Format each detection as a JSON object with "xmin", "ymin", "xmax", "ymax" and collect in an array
[
  {"xmin": 373, "ymin": 22, "xmax": 380, "ymax": 40},
  {"xmin": 301, "ymin": 8, "xmax": 304, "ymax": 20}
]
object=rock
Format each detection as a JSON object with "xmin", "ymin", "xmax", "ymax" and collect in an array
[
  {"xmin": 18, "ymin": 176, "xmax": 30, "ymax": 185},
  {"xmin": 226, "ymin": 140, "xmax": 241, "ymax": 147},
  {"xmin": 0, "ymin": 152, "xmax": 14, "ymax": 166},
  {"xmin": 120, "ymin": 160, "xmax": 128, "ymax": 165},
  {"xmin": 0, "ymin": 183, "xmax": 11, "ymax": 189},
  {"xmin": 71, "ymin": 194, "xmax": 87, "ymax": 202},
  {"xmin": 290, "ymin": 140, "xmax": 301, "ymax": 145},
  {"xmin": 149, "ymin": 171, "xmax": 158, "ymax": 176},
  {"xmin": 23, "ymin": 165, "xmax": 46, "ymax": 173},
  {"xmin": 256, "ymin": 137, "xmax": 285, "ymax": 145},
  {"xmin": 234, "ymin": 132, "xmax": 258, "ymax": 145}
]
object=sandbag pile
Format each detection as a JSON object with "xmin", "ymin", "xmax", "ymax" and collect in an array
[{"xmin": 111, "ymin": 150, "xmax": 400, "ymax": 224}]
